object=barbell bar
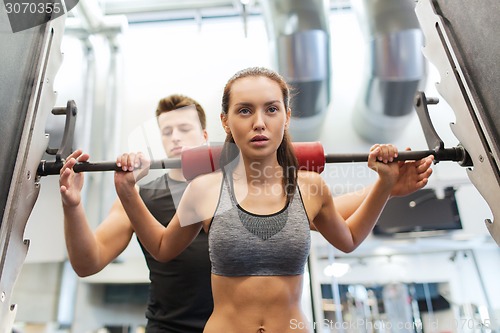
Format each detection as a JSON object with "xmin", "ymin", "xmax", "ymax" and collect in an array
[{"xmin": 37, "ymin": 142, "xmax": 471, "ymax": 180}]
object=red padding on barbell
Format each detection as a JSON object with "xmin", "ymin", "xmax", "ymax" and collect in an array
[
  {"xmin": 181, "ymin": 142, "xmax": 325, "ymax": 181},
  {"xmin": 293, "ymin": 141, "xmax": 325, "ymax": 174},
  {"xmin": 181, "ymin": 144, "xmax": 222, "ymax": 181}
]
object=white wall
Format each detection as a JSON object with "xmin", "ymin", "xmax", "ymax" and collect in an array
[{"xmin": 13, "ymin": 7, "xmax": 499, "ymax": 332}]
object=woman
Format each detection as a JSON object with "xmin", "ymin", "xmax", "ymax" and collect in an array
[{"xmin": 114, "ymin": 67, "xmax": 429, "ymax": 333}]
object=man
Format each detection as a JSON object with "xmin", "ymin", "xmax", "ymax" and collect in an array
[
  {"xmin": 59, "ymin": 94, "xmax": 434, "ymax": 332},
  {"xmin": 60, "ymin": 94, "xmax": 213, "ymax": 332}
]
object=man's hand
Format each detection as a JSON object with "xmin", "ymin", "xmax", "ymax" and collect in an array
[
  {"xmin": 391, "ymin": 147, "xmax": 434, "ymax": 197},
  {"xmin": 59, "ymin": 149, "xmax": 90, "ymax": 207}
]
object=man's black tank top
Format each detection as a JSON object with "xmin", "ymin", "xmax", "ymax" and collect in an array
[{"xmin": 139, "ymin": 174, "xmax": 213, "ymax": 333}]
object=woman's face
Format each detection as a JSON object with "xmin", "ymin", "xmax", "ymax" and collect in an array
[{"xmin": 221, "ymin": 76, "xmax": 290, "ymax": 160}]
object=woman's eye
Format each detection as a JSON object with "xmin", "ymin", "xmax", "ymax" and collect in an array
[
  {"xmin": 268, "ymin": 106, "xmax": 278, "ymax": 113},
  {"xmin": 239, "ymin": 108, "xmax": 251, "ymax": 115}
]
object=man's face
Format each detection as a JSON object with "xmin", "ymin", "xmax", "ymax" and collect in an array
[{"xmin": 157, "ymin": 106, "xmax": 207, "ymax": 158}]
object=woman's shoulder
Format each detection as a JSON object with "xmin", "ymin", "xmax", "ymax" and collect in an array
[
  {"xmin": 297, "ymin": 169, "xmax": 324, "ymax": 185},
  {"xmin": 186, "ymin": 170, "xmax": 224, "ymax": 193},
  {"xmin": 297, "ymin": 170, "xmax": 329, "ymax": 201},
  {"xmin": 179, "ymin": 170, "xmax": 225, "ymax": 225}
]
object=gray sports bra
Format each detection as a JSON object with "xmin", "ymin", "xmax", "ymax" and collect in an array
[{"xmin": 208, "ymin": 175, "xmax": 311, "ymax": 276}]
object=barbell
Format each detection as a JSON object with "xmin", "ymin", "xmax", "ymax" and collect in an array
[{"xmin": 37, "ymin": 141, "xmax": 471, "ymax": 181}]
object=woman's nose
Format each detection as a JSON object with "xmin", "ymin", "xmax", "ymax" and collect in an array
[{"xmin": 253, "ymin": 111, "xmax": 265, "ymax": 131}]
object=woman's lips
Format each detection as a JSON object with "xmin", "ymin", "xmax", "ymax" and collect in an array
[{"xmin": 250, "ymin": 135, "xmax": 269, "ymax": 147}]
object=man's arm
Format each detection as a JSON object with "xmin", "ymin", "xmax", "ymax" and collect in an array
[
  {"xmin": 63, "ymin": 198, "xmax": 134, "ymax": 277},
  {"xmin": 331, "ymin": 154, "xmax": 434, "ymax": 221},
  {"xmin": 60, "ymin": 149, "xmax": 134, "ymax": 277}
]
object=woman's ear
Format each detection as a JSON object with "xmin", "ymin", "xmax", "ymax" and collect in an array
[
  {"xmin": 285, "ymin": 108, "xmax": 291, "ymax": 129},
  {"xmin": 220, "ymin": 114, "xmax": 230, "ymax": 133}
]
